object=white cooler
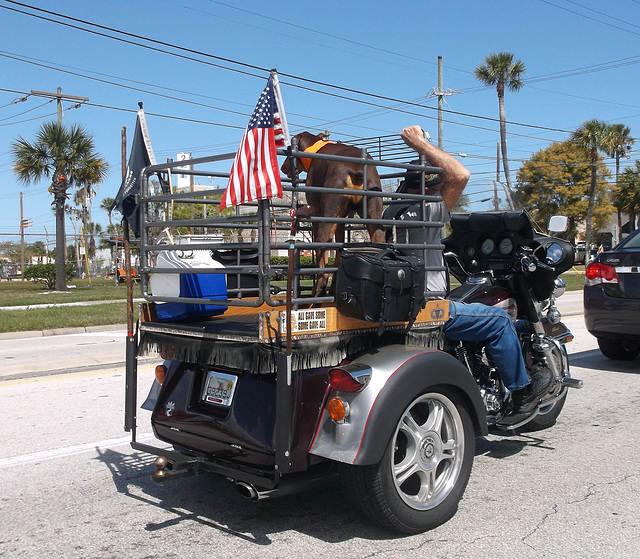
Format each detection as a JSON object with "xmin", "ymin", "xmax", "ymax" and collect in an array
[{"xmin": 149, "ymin": 250, "xmax": 228, "ymax": 321}]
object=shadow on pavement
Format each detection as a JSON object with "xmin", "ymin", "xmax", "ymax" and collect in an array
[
  {"xmin": 95, "ymin": 446, "xmax": 405, "ymax": 545},
  {"xmin": 569, "ymin": 349, "xmax": 639, "ymax": 375}
]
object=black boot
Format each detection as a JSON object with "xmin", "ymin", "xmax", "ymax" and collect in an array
[{"xmin": 512, "ymin": 366, "xmax": 554, "ymax": 414}]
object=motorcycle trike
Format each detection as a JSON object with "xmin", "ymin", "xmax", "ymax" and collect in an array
[{"xmin": 123, "ymin": 140, "xmax": 580, "ymax": 534}]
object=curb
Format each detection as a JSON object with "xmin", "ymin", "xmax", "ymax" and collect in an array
[{"xmin": 0, "ymin": 323, "xmax": 128, "ymax": 341}]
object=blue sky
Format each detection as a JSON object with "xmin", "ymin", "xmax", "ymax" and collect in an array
[{"xmin": 1, "ymin": 0, "xmax": 640, "ymax": 245}]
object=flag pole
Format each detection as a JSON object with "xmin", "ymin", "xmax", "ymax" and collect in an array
[{"xmin": 123, "ymin": 103, "xmax": 144, "ymax": 435}]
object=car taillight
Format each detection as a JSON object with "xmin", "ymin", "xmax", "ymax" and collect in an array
[{"xmin": 585, "ymin": 262, "xmax": 619, "ymax": 286}]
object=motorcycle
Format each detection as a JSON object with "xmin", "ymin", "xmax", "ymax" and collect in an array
[
  {"xmin": 443, "ymin": 210, "xmax": 582, "ymax": 431},
  {"xmin": 125, "ymin": 148, "xmax": 583, "ymax": 537}
]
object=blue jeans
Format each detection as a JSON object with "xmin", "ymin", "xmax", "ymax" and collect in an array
[{"xmin": 443, "ymin": 301, "xmax": 530, "ymax": 391}]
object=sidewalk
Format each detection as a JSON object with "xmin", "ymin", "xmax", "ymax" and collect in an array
[{"xmin": 554, "ymin": 289, "xmax": 583, "ymax": 317}]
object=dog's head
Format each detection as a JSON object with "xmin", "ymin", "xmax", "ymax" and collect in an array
[{"xmin": 280, "ymin": 131, "xmax": 325, "ymax": 177}]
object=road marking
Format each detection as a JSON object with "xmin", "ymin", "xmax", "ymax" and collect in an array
[
  {"xmin": 0, "ymin": 433, "xmax": 159, "ymax": 469},
  {"xmin": 0, "ymin": 364, "xmax": 156, "ymax": 387}
]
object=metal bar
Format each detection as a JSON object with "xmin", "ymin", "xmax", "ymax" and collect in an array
[
  {"xmin": 274, "ymin": 351, "xmax": 293, "ymax": 476},
  {"xmin": 124, "ymin": 332, "xmax": 138, "ymax": 433}
]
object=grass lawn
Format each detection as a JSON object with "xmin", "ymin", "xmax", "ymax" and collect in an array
[
  {"xmin": 0, "ymin": 277, "xmax": 130, "ymax": 333},
  {"xmin": 0, "ymin": 267, "xmax": 585, "ymax": 334}
]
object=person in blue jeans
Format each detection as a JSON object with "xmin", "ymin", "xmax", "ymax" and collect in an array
[{"xmin": 398, "ymin": 125, "xmax": 552, "ymax": 413}]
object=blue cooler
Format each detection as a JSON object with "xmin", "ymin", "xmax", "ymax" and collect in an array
[{"xmin": 150, "ymin": 250, "xmax": 227, "ymax": 321}]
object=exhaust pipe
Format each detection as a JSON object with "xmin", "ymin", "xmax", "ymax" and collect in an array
[
  {"xmin": 235, "ymin": 481, "xmax": 260, "ymax": 501},
  {"xmin": 234, "ymin": 470, "xmax": 340, "ymax": 501}
]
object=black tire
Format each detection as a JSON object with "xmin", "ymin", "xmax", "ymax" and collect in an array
[
  {"xmin": 597, "ymin": 338, "xmax": 640, "ymax": 360},
  {"xmin": 522, "ymin": 391, "xmax": 567, "ymax": 432},
  {"xmin": 341, "ymin": 389, "xmax": 475, "ymax": 534}
]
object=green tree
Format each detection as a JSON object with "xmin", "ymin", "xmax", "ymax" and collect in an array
[
  {"xmin": 85, "ymin": 221, "xmax": 103, "ymax": 258},
  {"xmin": 516, "ymin": 140, "xmax": 611, "ymax": 239},
  {"xmin": 23, "ymin": 263, "xmax": 74, "ymax": 289},
  {"xmin": 571, "ymin": 120, "xmax": 614, "ymax": 252},
  {"xmin": 617, "ymin": 161, "xmax": 640, "ymax": 232},
  {"xmin": 475, "ymin": 52, "xmax": 525, "ymax": 193},
  {"xmin": 31, "ymin": 241, "xmax": 47, "ymax": 263},
  {"xmin": 100, "ymin": 196, "xmax": 116, "ymax": 228},
  {"xmin": 12, "ymin": 122, "xmax": 109, "ymax": 291},
  {"xmin": 606, "ymin": 124, "xmax": 634, "ymax": 239}
]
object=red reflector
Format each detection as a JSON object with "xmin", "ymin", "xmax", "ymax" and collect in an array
[
  {"xmin": 584, "ymin": 262, "xmax": 599, "ymax": 281},
  {"xmin": 329, "ymin": 369, "xmax": 363, "ymax": 392},
  {"xmin": 585, "ymin": 262, "xmax": 618, "ymax": 283}
]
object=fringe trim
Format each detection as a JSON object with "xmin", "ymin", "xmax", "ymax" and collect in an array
[{"xmin": 139, "ymin": 326, "xmax": 443, "ymax": 373}]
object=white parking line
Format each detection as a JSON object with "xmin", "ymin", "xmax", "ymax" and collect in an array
[{"xmin": 0, "ymin": 433, "xmax": 157, "ymax": 469}]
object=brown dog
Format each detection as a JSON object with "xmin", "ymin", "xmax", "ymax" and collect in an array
[{"xmin": 281, "ymin": 132, "xmax": 385, "ymax": 297}]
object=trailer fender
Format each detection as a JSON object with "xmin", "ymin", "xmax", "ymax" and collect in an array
[{"xmin": 309, "ymin": 344, "xmax": 487, "ymax": 466}]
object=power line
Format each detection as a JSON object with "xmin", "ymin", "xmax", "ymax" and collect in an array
[
  {"xmin": 538, "ymin": 0, "xmax": 640, "ymax": 36},
  {"xmin": 0, "ymin": 0, "xmax": 576, "ymax": 136}
]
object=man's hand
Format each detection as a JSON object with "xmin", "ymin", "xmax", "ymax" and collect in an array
[{"xmin": 400, "ymin": 125, "xmax": 429, "ymax": 151}]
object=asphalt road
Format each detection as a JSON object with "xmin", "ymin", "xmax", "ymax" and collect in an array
[{"xmin": 1, "ymin": 290, "xmax": 639, "ymax": 558}]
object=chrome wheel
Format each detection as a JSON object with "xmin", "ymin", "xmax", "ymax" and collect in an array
[
  {"xmin": 391, "ymin": 392, "xmax": 466, "ymax": 510},
  {"xmin": 341, "ymin": 388, "xmax": 474, "ymax": 534}
]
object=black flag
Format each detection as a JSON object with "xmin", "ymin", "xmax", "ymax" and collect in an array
[{"xmin": 112, "ymin": 105, "xmax": 159, "ymax": 237}]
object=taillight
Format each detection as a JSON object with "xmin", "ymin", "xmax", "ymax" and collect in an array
[
  {"xmin": 585, "ymin": 262, "xmax": 619, "ymax": 286},
  {"xmin": 329, "ymin": 363, "xmax": 372, "ymax": 392},
  {"xmin": 329, "ymin": 369, "xmax": 365, "ymax": 392}
]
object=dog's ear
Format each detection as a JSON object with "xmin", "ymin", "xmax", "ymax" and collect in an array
[
  {"xmin": 280, "ymin": 158, "xmax": 291, "ymax": 176},
  {"xmin": 296, "ymin": 131, "xmax": 327, "ymax": 151}
]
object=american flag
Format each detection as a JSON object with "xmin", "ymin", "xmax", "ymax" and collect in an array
[{"xmin": 220, "ymin": 71, "xmax": 289, "ymax": 210}]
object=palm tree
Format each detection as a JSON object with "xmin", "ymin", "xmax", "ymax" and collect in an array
[
  {"xmin": 571, "ymin": 120, "xmax": 612, "ymax": 252},
  {"xmin": 85, "ymin": 221, "xmax": 103, "ymax": 259},
  {"xmin": 607, "ymin": 124, "xmax": 634, "ymax": 241},
  {"xmin": 618, "ymin": 162, "xmax": 640, "ymax": 232},
  {"xmin": 12, "ymin": 122, "xmax": 108, "ymax": 291},
  {"xmin": 100, "ymin": 196, "xmax": 116, "ymax": 228},
  {"xmin": 475, "ymin": 52, "xmax": 526, "ymax": 192}
]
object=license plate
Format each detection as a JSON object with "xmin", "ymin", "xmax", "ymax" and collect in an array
[{"xmin": 202, "ymin": 371, "xmax": 237, "ymax": 406}]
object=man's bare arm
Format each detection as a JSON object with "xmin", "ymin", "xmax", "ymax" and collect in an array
[{"xmin": 400, "ymin": 125, "xmax": 470, "ymax": 212}]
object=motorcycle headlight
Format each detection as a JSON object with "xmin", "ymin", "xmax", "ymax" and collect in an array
[{"xmin": 553, "ymin": 277, "xmax": 566, "ymax": 298}]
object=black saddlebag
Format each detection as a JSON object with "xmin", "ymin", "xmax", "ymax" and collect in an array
[{"xmin": 335, "ymin": 246, "xmax": 426, "ymax": 335}]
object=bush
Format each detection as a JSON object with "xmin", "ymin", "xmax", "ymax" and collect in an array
[{"xmin": 23, "ymin": 263, "xmax": 75, "ymax": 289}]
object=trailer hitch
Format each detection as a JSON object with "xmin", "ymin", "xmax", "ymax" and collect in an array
[{"xmin": 152, "ymin": 455, "xmax": 203, "ymax": 485}]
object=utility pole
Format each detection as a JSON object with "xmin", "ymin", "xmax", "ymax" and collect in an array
[
  {"xmin": 44, "ymin": 227, "xmax": 50, "ymax": 263},
  {"xmin": 495, "ymin": 143, "xmax": 501, "ymax": 210},
  {"xmin": 19, "ymin": 193, "xmax": 32, "ymax": 277},
  {"xmin": 30, "ymin": 88, "xmax": 89, "ymax": 125},
  {"xmin": 29, "ymin": 87, "xmax": 89, "ymax": 291},
  {"xmin": 20, "ymin": 192, "xmax": 24, "ymax": 278},
  {"xmin": 426, "ymin": 56, "xmax": 461, "ymax": 149}
]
